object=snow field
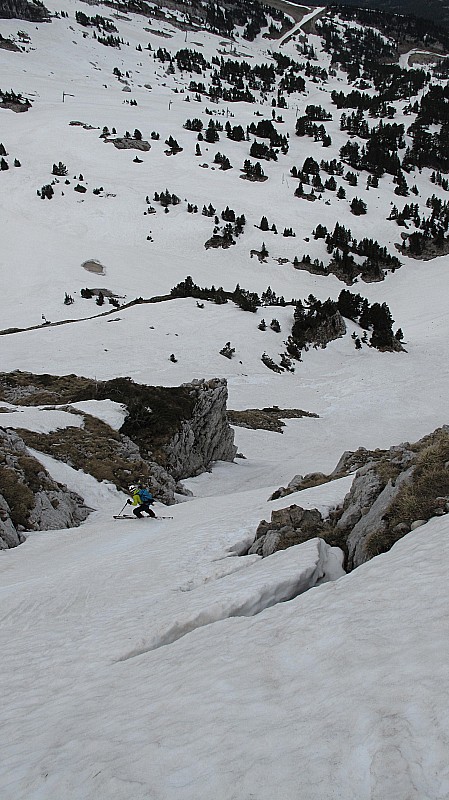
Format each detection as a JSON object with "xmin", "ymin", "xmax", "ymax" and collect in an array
[
  {"xmin": 1, "ymin": 484, "xmax": 448, "ymax": 799},
  {"xmin": 2, "ymin": 3, "xmax": 449, "ymax": 797}
]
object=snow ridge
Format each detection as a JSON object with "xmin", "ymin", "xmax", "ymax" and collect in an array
[{"xmin": 115, "ymin": 537, "xmax": 339, "ymax": 660}]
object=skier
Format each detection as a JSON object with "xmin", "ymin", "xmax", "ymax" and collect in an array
[{"xmin": 127, "ymin": 484, "xmax": 156, "ymax": 518}]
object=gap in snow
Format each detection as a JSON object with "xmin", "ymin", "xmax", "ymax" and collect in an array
[{"xmin": 114, "ymin": 538, "xmax": 343, "ymax": 661}]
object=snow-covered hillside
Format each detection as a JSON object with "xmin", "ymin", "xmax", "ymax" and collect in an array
[
  {"xmin": 1, "ymin": 0, "xmax": 449, "ymax": 796},
  {"xmin": 1, "ymin": 0, "xmax": 448, "ymax": 475},
  {"xmin": 1, "ymin": 459, "xmax": 449, "ymax": 800}
]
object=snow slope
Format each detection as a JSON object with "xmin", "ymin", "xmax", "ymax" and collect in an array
[
  {"xmin": 1, "ymin": 1, "xmax": 449, "ymax": 796},
  {"xmin": 1, "ymin": 0, "xmax": 448, "ymax": 489},
  {"xmin": 1, "ymin": 467, "xmax": 448, "ymax": 799}
]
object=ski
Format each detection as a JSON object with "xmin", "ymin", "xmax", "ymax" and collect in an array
[{"xmin": 113, "ymin": 514, "xmax": 173, "ymax": 520}]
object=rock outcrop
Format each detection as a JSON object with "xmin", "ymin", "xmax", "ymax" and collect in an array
[
  {"xmin": 0, "ymin": 373, "xmax": 237, "ymax": 543},
  {"xmin": 288, "ymin": 308, "xmax": 346, "ymax": 356},
  {"xmin": 269, "ymin": 471, "xmax": 329, "ymax": 500},
  {"xmin": 164, "ymin": 379, "xmax": 237, "ymax": 479},
  {"xmin": 344, "ymin": 467, "xmax": 414, "ymax": 567},
  {"xmin": 0, "ymin": 33, "xmax": 20, "ymax": 50},
  {"xmin": 246, "ymin": 505, "xmax": 346, "ymax": 581},
  {"xmin": 104, "ymin": 137, "xmax": 151, "ymax": 151},
  {"xmin": 248, "ymin": 504, "xmax": 344, "ymax": 557},
  {"xmin": 0, "ymin": 0, "xmax": 50, "ymax": 20},
  {"xmin": 228, "ymin": 407, "xmax": 319, "ymax": 435},
  {"xmin": 0, "ymin": 428, "xmax": 90, "ymax": 549},
  {"xmin": 262, "ymin": 426, "xmax": 449, "ymax": 569}
]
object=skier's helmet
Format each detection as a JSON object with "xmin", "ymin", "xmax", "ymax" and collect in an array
[{"xmin": 129, "ymin": 484, "xmax": 137, "ymax": 492}]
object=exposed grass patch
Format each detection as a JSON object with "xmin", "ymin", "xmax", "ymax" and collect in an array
[
  {"xmin": 363, "ymin": 430, "xmax": 449, "ymax": 559},
  {"xmin": 387, "ymin": 467, "xmax": 449, "ymax": 528},
  {"xmin": 228, "ymin": 406, "xmax": 318, "ymax": 434},
  {"xmin": 0, "ymin": 465, "xmax": 35, "ymax": 528},
  {"xmin": 386, "ymin": 431, "xmax": 449, "ymax": 530},
  {"xmin": 275, "ymin": 521, "xmax": 349, "ymax": 557},
  {"xmin": 0, "ymin": 371, "xmax": 196, "ymax": 463},
  {"xmin": 375, "ymin": 457, "xmax": 404, "ymax": 487},
  {"xmin": 364, "ymin": 527, "xmax": 411, "ymax": 560},
  {"xmin": 17, "ymin": 413, "xmax": 151, "ymax": 491}
]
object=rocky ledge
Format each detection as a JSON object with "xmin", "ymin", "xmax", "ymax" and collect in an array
[
  {"xmin": 0, "ymin": 0, "xmax": 50, "ymax": 21},
  {"xmin": 252, "ymin": 426, "xmax": 449, "ymax": 569},
  {"xmin": 0, "ymin": 372, "xmax": 237, "ymax": 547},
  {"xmin": 0, "ymin": 428, "xmax": 90, "ymax": 549}
]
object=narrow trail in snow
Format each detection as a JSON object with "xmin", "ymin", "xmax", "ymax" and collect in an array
[{"xmin": 0, "ymin": 294, "xmax": 175, "ymax": 336}]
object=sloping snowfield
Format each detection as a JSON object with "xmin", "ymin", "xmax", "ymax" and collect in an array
[
  {"xmin": 0, "ymin": 0, "xmax": 448, "ymax": 481},
  {"xmin": 1, "ymin": 471, "xmax": 448, "ymax": 800},
  {"xmin": 1, "ymin": 0, "xmax": 449, "ymax": 796}
]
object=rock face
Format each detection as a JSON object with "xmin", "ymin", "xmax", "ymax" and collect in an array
[
  {"xmin": 248, "ymin": 504, "xmax": 342, "ymax": 555},
  {"xmin": 104, "ymin": 137, "xmax": 151, "ymax": 151},
  {"xmin": 345, "ymin": 467, "xmax": 414, "ymax": 568},
  {"xmin": 0, "ymin": 373, "xmax": 237, "ymax": 544},
  {"xmin": 164, "ymin": 379, "xmax": 237, "ymax": 479},
  {"xmin": 247, "ymin": 505, "xmax": 346, "ymax": 581},
  {"xmin": 0, "ymin": 428, "xmax": 90, "ymax": 550},
  {"xmin": 0, "ymin": 0, "xmax": 49, "ymax": 20},
  {"xmin": 0, "ymin": 495, "xmax": 23, "ymax": 549},
  {"xmin": 337, "ymin": 463, "xmax": 384, "ymax": 531},
  {"xmin": 263, "ymin": 427, "xmax": 449, "ymax": 569}
]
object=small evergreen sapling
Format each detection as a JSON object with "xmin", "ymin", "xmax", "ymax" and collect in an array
[
  {"xmin": 350, "ymin": 197, "xmax": 367, "ymax": 215},
  {"xmin": 220, "ymin": 342, "xmax": 235, "ymax": 359},
  {"xmin": 38, "ymin": 184, "xmax": 54, "ymax": 199},
  {"xmin": 52, "ymin": 162, "xmax": 68, "ymax": 176}
]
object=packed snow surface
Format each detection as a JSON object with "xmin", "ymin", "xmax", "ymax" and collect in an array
[
  {"xmin": 69, "ymin": 399, "xmax": 128, "ymax": 430},
  {"xmin": 0, "ymin": 403, "xmax": 84, "ymax": 432},
  {"xmin": 1, "ymin": 479, "xmax": 449, "ymax": 799},
  {"xmin": 0, "ymin": 399, "xmax": 126, "ymax": 433}
]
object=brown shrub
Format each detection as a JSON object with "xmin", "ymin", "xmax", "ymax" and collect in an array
[{"xmin": 0, "ymin": 466, "xmax": 34, "ymax": 528}]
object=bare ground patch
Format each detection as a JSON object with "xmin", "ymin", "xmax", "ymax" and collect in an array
[
  {"xmin": 228, "ymin": 406, "xmax": 318, "ymax": 434},
  {"xmin": 82, "ymin": 259, "xmax": 105, "ymax": 275}
]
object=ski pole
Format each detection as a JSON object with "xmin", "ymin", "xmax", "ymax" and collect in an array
[{"xmin": 116, "ymin": 500, "xmax": 129, "ymax": 517}]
